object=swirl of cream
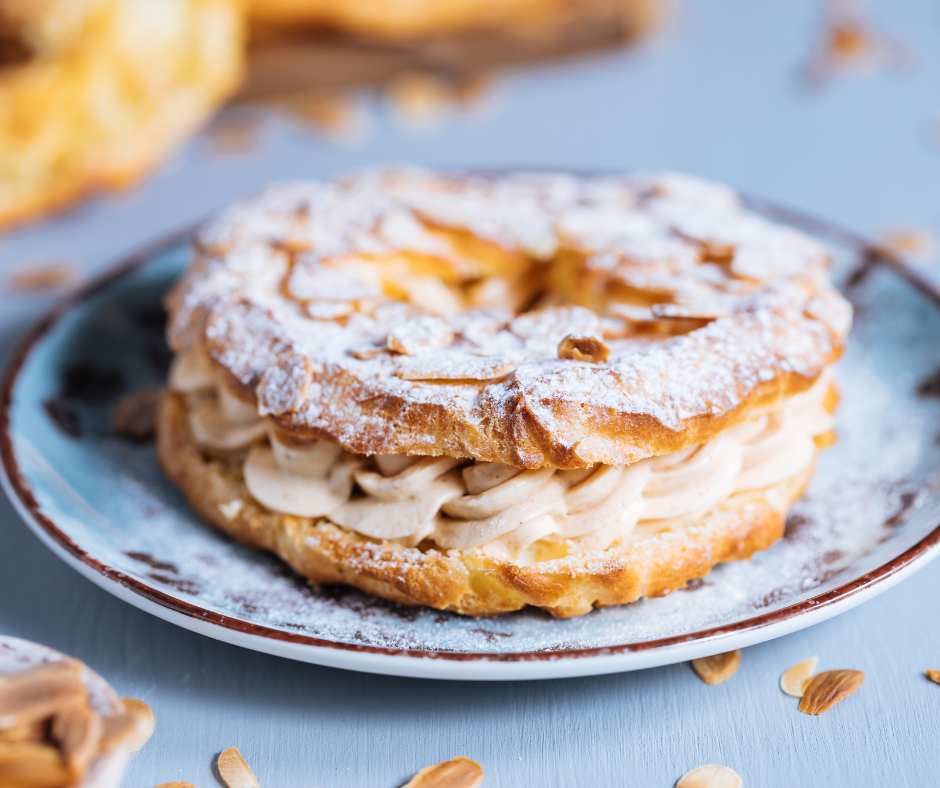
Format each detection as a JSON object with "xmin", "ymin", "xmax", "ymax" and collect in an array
[
  {"xmin": 168, "ymin": 351, "xmax": 215, "ymax": 394},
  {"xmin": 641, "ymin": 437, "xmax": 744, "ymax": 520},
  {"xmin": 186, "ymin": 394, "xmax": 267, "ymax": 453},
  {"xmin": 243, "ymin": 444, "xmax": 359, "ymax": 518},
  {"xmin": 176, "ymin": 349, "xmax": 836, "ymax": 562},
  {"xmin": 330, "ymin": 457, "xmax": 466, "ymax": 541}
]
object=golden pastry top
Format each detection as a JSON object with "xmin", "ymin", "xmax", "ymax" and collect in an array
[{"xmin": 165, "ymin": 168, "xmax": 852, "ymax": 469}]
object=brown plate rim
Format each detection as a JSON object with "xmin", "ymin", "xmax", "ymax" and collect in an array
[{"xmin": 2, "ymin": 202, "xmax": 939, "ymax": 665}]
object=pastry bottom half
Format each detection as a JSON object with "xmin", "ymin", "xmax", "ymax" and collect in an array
[{"xmin": 157, "ymin": 391, "xmax": 813, "ymax": 618}]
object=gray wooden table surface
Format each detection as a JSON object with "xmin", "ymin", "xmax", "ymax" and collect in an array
[{"xmin": 2, "ymin": 1, "xmax": 940, "ymax": 785}]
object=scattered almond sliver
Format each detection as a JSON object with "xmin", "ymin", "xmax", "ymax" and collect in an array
[
  {"xmin": 119, "ymin": 698, "xmax": 155, "ymax": 752},
  {"xmin": 8, "ymin": 262, "xmax": 75, "ymax": 293},
  {"xmin": 218, "ymin": 747, "xmax": 260, "ymax": 788},
  {"xmin": 404, "ymin": 756, "xmax": 484, "ymax": 788},
  {"xmin": 780, "ymin": 656, "xmax": 819, "ymax": 698},
  {"xmin": 925, "ymin": 670, "xmax": 940, "ymax": 686},
  {"xmin": 676, "ymin": 764, "xmax": 742, "ymax": 788},
  {"xmin": 691, "ymin": 650, "xmax": 741, "ymax": 685},
  {"xmin": 153, "ymin": 783, "xmax": 199, "ymax": 788},
  {"xmin": 798, "ymin": 669, "xmax": 864, "ymax": 715}
]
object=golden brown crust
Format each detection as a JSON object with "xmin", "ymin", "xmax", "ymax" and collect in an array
[
  {"xmin": 166, "ymin": 169, "xmax": 852, "ymax": 470},
  {"xmin": 0, "ymin": 0, "xmax": 245, "ymax": 232},
  {"xmin": 158, "ymin": 390, "xmax": 811, "ymax": 617}
]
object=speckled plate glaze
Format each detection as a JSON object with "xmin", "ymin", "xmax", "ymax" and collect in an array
[
  {"xmin": 0, "ymin": 636, "xmax": 129, "ymax": 787},
  {"xmin": 3, "ymin": 206, "xmax": 940, "ymax": 681}
]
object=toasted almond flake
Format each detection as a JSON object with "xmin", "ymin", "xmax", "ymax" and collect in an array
[
  {"xmin": 153, "ymin": 783, "xmax": 199, "ymax": 788},
  {"xmin": 0, "ymin": 741, "xmax": 73, "ymax": 787},
  {"xmin": 880, "ymin": 228, "xmax": 937, "ymax": 263},
  {"xmin": 274, "ymin": 93, "xmax": 358, "ymax": 137},
  {"xmin": 113, "ymin": 389, "xmax": 161, "ymax": 441},
  {"xmin": 387, "ymin": 72, "xmax": 454, "ymax": 126},
  {"xmin": 117, "ymin": 698, "xmax": 155, "ymax": 752},
  {"xmin": 387, "ymin": 316, "xmax": 454, "ymax": 355},
  {"xmin": 780, "ymin": 656, "xmax": 819, "ymax": 697},
  {"xmin": 349, "ymin": 344, "xmax": 387, "ymax": 360},
  {"xmin": 8, "ymin": 262, "xmax": 75, "ymax": 293},
  {"xmin": 208, "ymin": 119, "xmax": 261, "ymax": 157},
  {"xmin": 925, "ymin": 670, "xmax": 940, "ymax": 686},
  {"xmin": 691, "ymin": 650, "xmax": 741, "ymax": 685},
  {"xmin": 395, "ymin": 356, "xmax": 515, "ymax": 381},
  {"xmin": 218, "ymin": 500, "xmax": 244, "ymax": 521},
  {"xmin": 0, "ymin": 662, "xmax": 86, "ymax": 729},
  {"xmin": 51, "ymin": 702, "xmax": 102, "ymax": 776},
  {"xmin": 798, "ymin": 669, "xmax": 864, "ymax": 714},
  {"xmin": 558, "ymin": 334, "xmax": 610, "ymax": 363},
  {"xmin": 676, "ymin": 764, "xmax": 742, "ymax": 788},
  {"xmin": 218, "ymin": 747, "xmax": 259, "ymax": 788},
  {"xmin": 403, "ymin": 757, "xmax": 484, "ymax": 788}
]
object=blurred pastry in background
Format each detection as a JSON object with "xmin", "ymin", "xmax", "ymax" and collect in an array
[
  {"xmin": 248, "ymin": 0, "xmax": 659, "ymax": 41},
  {"xmin": 0, "ymin": 0, "xmax": 245, "ymax": 232},
  {"xmin": 240, "ymin": 0, "xmax": 661, "ymax": 103}
]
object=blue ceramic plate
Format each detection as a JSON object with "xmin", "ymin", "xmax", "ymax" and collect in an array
[{"xmin": 3, "ymin": 210, "xmax": 940, "ymax": 680}]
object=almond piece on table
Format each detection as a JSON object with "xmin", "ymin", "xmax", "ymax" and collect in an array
[
  {"xmin": 403, "ymin": 756, "xmax": 484, "ymax": 788},
  {"xmin": 0, "ymin": 741, "xmax": 73, "ymax": 788},
  {"xmin": 780, "ymin": 657, "xmax": 819, "ymax": 698},
  {"xmin": 217, "ymin": 747, "xmax": 260, "ymax": 788},
  {"xmin": 118, "ymin": 698, "xmax": 155, "ymax": 752},
  {"xmin": 926, "ymin": 670, "xmax": 940, "ymax": 686},
  {"xmin": 0, "ymin": 662, "xmax": 87, "ymax": 729},
  {"xmin": 798, "ymin": 669, "xmax": 864, "ymax": 714},
  {"xmin": 51, "ymin": 701, "xmax": 103, "ymax": 777},
  {"xmin": 691, "ymin": 650, "xmax": 740, "ymax": 685},
  {"xmin": 676, "ymin": 764, "xmax": 742, "ymax": 788},
  {"xmin": 153, "ymin": 783, "xmax": 199, "ymax": 788}
]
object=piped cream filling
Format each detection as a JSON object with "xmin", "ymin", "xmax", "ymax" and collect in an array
[{"xmin": 171, "ymin": 354, "xmax": 833, "ymax": 565}]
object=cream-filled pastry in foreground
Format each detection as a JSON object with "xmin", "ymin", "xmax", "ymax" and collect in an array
[{"xmin": 158, "ymin": 167, "xmax": 851, "ymax": 617}]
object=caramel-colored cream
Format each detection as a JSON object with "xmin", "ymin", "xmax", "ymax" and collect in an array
[{"xmin": 171, "ymin": 354, "xmax": 833, "ymax": 564}]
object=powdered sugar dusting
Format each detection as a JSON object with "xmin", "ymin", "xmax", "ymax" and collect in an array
[{"xmin": 167, "ymin": 168, "xmax": 850, "ymax": 468}]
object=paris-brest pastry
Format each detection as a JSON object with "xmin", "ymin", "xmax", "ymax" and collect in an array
[{"xmin": 158, "ymin": 168, "xmax": 851, "ymax": 618}]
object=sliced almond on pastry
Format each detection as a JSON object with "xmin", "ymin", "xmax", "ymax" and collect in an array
[
  {"xmin": 257, "ymin": 352, "xmax": 311, "ymax": 416},
  {"xmin": 558, "ymin": 334, "xmax": 609, "ymax": 363},
  {"xmin": 387, "ymin": 316, "xmax": 454, "ymax": 355},
  {"xmin": 676, "ymin": 764, "xmax": 742, "ymax": 788},
  {"xmin": 403, "ymin": 757, "xmax": 484, "ymax": 788},
  {"xmin": 798, "ymin": 669, "xmax": 864, "ymax": 715},
  {"xmin": 217, "ymin": 747, "xmax": 259, "ymax": 788},
  {"xmin": 691, "ymin": 650, "xmax": 740, "ymax": 685},
  {"xmin": 396, "ymin": 353, "xmax": 515, "ymax": 381}
]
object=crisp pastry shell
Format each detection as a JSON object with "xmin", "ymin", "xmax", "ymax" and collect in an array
[{"xmin": 158, "ymin": 390, "xmax": 814, "ymax": 618}]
